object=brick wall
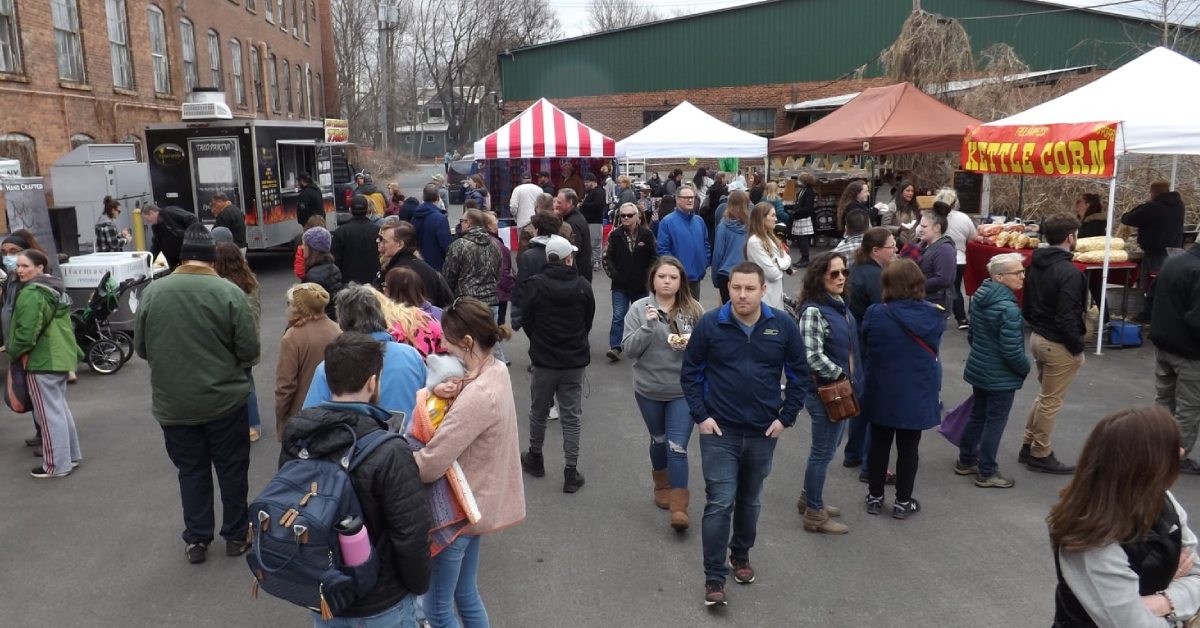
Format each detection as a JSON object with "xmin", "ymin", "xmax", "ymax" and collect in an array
[
  {"xmin": 0, "ymin": 0, "xmax": 332, "ymax": 183},
  {"xmin": 501, "ymin": 76, "xmax": 897, "ymax": 165}
]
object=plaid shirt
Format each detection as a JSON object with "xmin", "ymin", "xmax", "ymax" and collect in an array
[
  {"xmin": 94, "ymin": 218, "xmax": 128, "ymax": 252},
  {"xmin": 799, "ymin": 303, "xmax": 844, "ymax": 382}
]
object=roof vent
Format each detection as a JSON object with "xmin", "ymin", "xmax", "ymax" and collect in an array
[{"xmin": 182, "ymin": 87, "xmax": 233, "ymax": 120}]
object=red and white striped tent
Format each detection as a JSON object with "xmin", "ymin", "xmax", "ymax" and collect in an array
[{"xmin": 473, "ymin": 98, "xmax": 616, "ymax": 159}]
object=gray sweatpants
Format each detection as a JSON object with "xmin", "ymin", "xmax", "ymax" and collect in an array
[
  {"xmin": 529, "ymin": 366, "xmax": 584, "ymax": 467},
  {"xmin": 29, "ymin": 372, "xmax": 81, "ymax": 475},
  {"xmin": 1156, "ymin": 348, "xmax": 1200, "ymax": 456}
]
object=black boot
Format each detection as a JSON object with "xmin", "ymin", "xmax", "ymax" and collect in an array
[
  {"xmin": 563, "ymin": 466, "xmax": 585, "ymax": 493},
  {"xmin": 521, "ymin": 450, "xmax": 545, "ymax": 477},
  {"xmin": 1018, "ymin": 444, "xmax": 1031, "ymax": 464}
]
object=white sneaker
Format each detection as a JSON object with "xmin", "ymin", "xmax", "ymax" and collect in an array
[{"xmin": 549, "ymin": 403, "xmax": 559, "ymax": 421}]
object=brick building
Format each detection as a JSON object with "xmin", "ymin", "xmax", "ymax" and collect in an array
[
  {"xmin": 499, "ymin": 0, "xmax": 1193, "ymax": 154},
  {"xmin": 0, "ymin": 0, "xmax": 335, "ymax": 181}
]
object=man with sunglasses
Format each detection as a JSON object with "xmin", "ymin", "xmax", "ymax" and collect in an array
[
  {"xmin": 602, "ymin": 203, "xmax": 657, "ymax": 361},
  {"xmin": 656, "ymin": 182, "xmax": 710, "ymax": 299}
]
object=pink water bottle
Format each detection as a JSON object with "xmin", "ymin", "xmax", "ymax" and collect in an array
[{"xmin": 336, "ymin": 515, "xmax": 371, "ymax": 567}]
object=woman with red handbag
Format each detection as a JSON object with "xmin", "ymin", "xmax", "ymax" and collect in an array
[
  {"xmin": 798, "ymin": 251, "xmax": 863, "ymax": 535},
  {"xmin": 860, "ymin": 259, "xmax": 946, "ymax": 519}
]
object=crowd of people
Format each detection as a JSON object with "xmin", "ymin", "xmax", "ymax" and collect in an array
[{"xmin": 5, "ymin": 163, "xmax": 1198, "ymax": 626}]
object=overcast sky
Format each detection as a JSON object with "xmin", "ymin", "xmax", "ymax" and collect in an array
[{"xmin": 547, "ymin": 0, "xmax": 1200, "ymax": 38}]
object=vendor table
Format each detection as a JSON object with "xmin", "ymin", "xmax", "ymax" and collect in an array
[{"xmin": 963, "ymin": 241, "xmax": 1139, "ymax": 314}]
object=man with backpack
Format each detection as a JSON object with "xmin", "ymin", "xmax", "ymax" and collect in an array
[{"xmin": 277, "ymin": 332, "xmax": 432, "ymax": 625}]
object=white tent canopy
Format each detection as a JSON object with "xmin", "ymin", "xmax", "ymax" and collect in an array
[
  {"xmin": 984, "ymin": 47, "xmax": 1200, "ymax": 155},
  {"xmin": 616, "ymin": 101, "xmax": 768, "ymax": 158}
]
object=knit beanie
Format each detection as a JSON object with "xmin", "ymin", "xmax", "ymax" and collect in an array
[
  {"xmin": 210, "ymin": 226, "xmax": 234, "ymax": 244},
  {"xmin": 288, "ymin": 283, "xmax": 330, "ymax": 318},
  {"xmin": 302, "ymin": 226, "xmax": 332, "ymax": 253},
  {"xmin": 425, "ymin": 353, "xmax": 466, "ymax": 389},
  {"xmin": 179, "ymin": 223, "xmax": 216, "ymax": 262}
]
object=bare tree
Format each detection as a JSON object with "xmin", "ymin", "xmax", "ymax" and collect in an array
[
  {"xmin": 1140, "ymin": 0, "xmax": 1200, "ymax": 52},
  {"xmin": 586, "ymin": 0, "xmax": 660, "ymax": 33},
  {"xmin": 331, "ymin": 0, "xmax": 412, "ymax": 147},
  {"xmin": 412, "ymin": 0, "xmax": 561, "ymax": 149}
]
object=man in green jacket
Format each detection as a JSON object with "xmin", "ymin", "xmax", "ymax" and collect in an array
[{"xmin": 135, "ymin": 223, "xmax": 260, "ymax": 565}]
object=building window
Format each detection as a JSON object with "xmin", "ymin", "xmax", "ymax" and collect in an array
[
  {"xmin": 70, "ymin": 133, "xmax": 94, "ymax": 149},
  {"xmin": 731, "ymin": 108, "xmax": 776, "ymax": 137},
  {"xmin": 428, "ymin": 106, "xmax": 443, "ymax": 121},
  {"xmin": 304, "ymin": 66, "xmax": 313, "ymax": 118},
  {"xmin": 295, "ymin": 63, "xmax": 302, "ymax": 117},
  {"xmin": 207, "ymin": 29, "xmax": 222, "ymax": 89},
  {"xmin": 290, "ymin": 0, "xmax": 298, "ymax": 36},
  {"xmin": 302, "ymin": 0, "xmax": 309, "ymax": 43},
  {"xmin": 229, "ymin": 39, "xmax": 245, "ymax": 105},
  {"xmin": 120, "ymin": 134, "xmax": 143, "ymax": 160},
  {"xmin": 282, "ymin": 59, "xmax": 292, "ymax": 114},
  {"xmin": 180, "ymin": 18, "xmax": 197, "ymax": 92},
  {"xmin": 52, "ymin": 0, "xmax": 85, "ymax": 83},
  {"xmin": 249, "ymin": 45, "xmax": 263, "ymax": 110},
  {"xmin": 265, "ymin": 0, "xmax": 273, "ymax": 23},
  {"xmin": 147, "ymin": 6, "xmax": 169, "ymax": 94},
  {"xmin": 268, "ymin": 54, "xmax": 279, "ymax": 111},
  {"xmin": 642, "ymin": 110, "xmax": 667, "ymax": 127},
  {"xmin": 315, "ymin": 72, "xmax": 322, "ymax": 118},
  {"xmin": 0, "ymin": 132, "xmax": 36, "ymax": 175},
  {"xmin": 106, "ymin": 0, "xmax": 133, "ymax": 89},
  {"xmin": 404, "ymin": 135, "xmax": 412, "ymax": 144},
  {"xmin": 0, "ymin": 0, "xmax": 23, "ymax": 74},
  {"xmin": 277, "ymin": 0, "xmax": 286, "ymax": 31},
  {"xmin": 425, "ymin": 134, "xmax": 434, "ymax": 143},
  {"xmin": 246, "ymin": 0, "xmax": 256, "ymax": 11}
]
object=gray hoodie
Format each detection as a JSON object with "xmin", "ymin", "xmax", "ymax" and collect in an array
[{"xmin": 621, "ymin": 295, "xmax": 701, "ymax": 400}]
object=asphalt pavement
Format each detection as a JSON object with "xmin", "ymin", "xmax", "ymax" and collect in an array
[{"xmin": 2, "ymin": 165, "xmax": 1196, "ymax": 626}]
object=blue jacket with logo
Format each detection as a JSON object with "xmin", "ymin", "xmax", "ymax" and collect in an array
[{"xmin": 681, "ymin": 302, "xmax": 808, "ymax": 432}]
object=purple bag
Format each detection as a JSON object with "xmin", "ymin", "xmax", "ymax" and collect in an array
[{"xmin": 938, "ymin": 394, "xmax": 974, "ymax": 446}]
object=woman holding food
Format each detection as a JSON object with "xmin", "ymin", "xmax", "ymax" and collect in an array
[{"xmin": 622, "ymin": 256, "xmax": 705, "ymax": 531}]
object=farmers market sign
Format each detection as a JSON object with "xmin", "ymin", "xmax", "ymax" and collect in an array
[{"xmin": 961, "ymin": 122, "xmax": 1117, "ymax": 178}]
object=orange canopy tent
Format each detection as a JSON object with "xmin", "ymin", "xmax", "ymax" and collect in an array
[{"xmin": 769, "ymin": 83, "xmax": 980, "ymax": 155}]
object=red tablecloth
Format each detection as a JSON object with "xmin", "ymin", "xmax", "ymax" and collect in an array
[{"xmin": 964, "ymin": 242, "xmax": 1139, "ymax": 296}]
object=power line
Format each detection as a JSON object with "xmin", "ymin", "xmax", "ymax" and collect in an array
[{"xmin": 953, "ymin": 0, "xmax": 1143, "ymax": 21}]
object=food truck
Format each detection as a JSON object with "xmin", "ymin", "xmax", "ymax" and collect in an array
[{"xmin": 144, "ymin": 88, "xmax": 346, "ymax": 249}]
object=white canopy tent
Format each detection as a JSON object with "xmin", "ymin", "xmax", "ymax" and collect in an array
[
  {"xmin": 615, "ymin": 101, "xmax": 768, "ymax": 158},
  {"xmin": 980, "ymin": 46, "xmax": 1200, "ymax": 353}
]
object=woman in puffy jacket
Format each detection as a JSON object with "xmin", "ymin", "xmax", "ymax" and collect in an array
[
  {"xmin": 957, "ymin": 252, "xmax": 1030, "ymax": 489},
  {"xmin": 8, "ymin": 249, "xmax": 83, "ymax": 478},
  {"xmin": 860, "ymin": 259, "xmax": 945, "ymax": 519},
  {"xmin": 300, "ymin": 227, "xmax": 343, "ymax": 321}
]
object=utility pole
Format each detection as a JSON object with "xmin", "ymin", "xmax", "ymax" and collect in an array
[{"xmin": 377, "ymin": 3, "xmax": 399, "ymax": 152}]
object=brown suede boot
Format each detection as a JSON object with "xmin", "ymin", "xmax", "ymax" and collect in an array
[
  {"xmin": 803, "ymin": 506, "xmax": 849, "ymax": 534},
  {"xmin": 652, "ymin": 469, "xmax": 670, "ymax": 509},
  {"xmin": 669, "ymin": 488, "xmax": 690, "ymax": 531},
  {"xmin": 797, "ymin": 490, "xmax": 841, "ymax": 517}
]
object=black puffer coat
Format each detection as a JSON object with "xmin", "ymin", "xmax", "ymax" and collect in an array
[
  {"xmin": 279, "ymin": 404, "xmax": 431, "ymax": 619},
  {"xmin": 522, "ymin": 262, "xmax": 594, "ymax": 369},
  {"xmin": 603, "ymin": 225, "xmax": 657, "ymax": 294},
  {"xmin": 305, "ymin": 261, "xmax": 344, "ymax": 320},
  {"xmin": 376, "ymin": 250, "xmax": 453, "ymax": 308}
]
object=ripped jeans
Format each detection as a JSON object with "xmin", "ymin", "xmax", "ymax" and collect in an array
[{"xmin": 634, "ymin": 393, "xmax": 694, "ymax": 488}]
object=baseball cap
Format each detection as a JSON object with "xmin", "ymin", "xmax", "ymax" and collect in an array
[{"xmin": 544, "ymin": 235, "xmax": 577, "ymax": 261}]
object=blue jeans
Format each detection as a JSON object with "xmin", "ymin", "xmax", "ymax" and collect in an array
[
  {"xmin": 958, "ymin": 387, "xmax": 1017, "ymax": 478},
  {"xmin": 244, "ymin": 368, "xmax": 261, "ymax": 428},
  {"xmin": 426, "ymin": 534, "xmax": 488, "ymax": 628},
  {"xmin": 699, "ymin": 430, "xmax": 778, "ymax": 583},
  {"xmin": 803, "ymin": 394, "xmax": 847, "ymax": 511},
  {"xmin": 634, "ymin": 393, "xmax": 694, "ymax": 488},
  {"xmin": 609, "ymin": 290, "xmax": 645, "ymax": 350},
  {"xmin": 843, "ymin": 414, "xmax": 869, "ymax": 470},
  {"xmin": 311, "ymin": 594, "xmax": 417, "ymax": 627}
]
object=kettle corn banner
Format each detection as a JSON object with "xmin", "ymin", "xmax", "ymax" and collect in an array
[{"xmin": 961, "ymin": 122, "xmax": 1118, "ymax": 178}]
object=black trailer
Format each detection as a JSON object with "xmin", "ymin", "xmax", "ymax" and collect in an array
[{"xmin": 144, "ymin": 119, "xmax": 348, "ymax": 249}]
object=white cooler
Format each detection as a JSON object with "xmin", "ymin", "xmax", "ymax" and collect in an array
[{"xmin": 60, "ymin": 252, "xmax": 153, "ymax": 289}]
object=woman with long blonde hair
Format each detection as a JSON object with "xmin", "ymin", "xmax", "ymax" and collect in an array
[
  {"xmin": 372, "ymin": 287, "xmax": 444, "ymax": 358},
  {"xmin": 622, "ymin": 256, "xmax": 704, "ymax": 530},
  {"xmin": 744, "ymin": 202, "xmax": 791, "ymax": 309}
]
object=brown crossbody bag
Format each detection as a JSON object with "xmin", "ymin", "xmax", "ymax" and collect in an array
[{"xmin": 815, "ymin": 310, "xmax": 859, "ymax": 422}]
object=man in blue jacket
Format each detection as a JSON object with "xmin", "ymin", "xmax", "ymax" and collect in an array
[
  {"xmin": 681, "ymin": 261, "xmax": 807, "ymax": 608},
  {"xmin": 410, "ymin": 184, "xmax": 453, "ymax": 271},
  {"xmin": 657, "ymin": 182, "xmax": 710, "ymax": 299}
]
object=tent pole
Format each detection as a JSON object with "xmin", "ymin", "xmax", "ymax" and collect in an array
[
  {"xmin": 1096, "ymin": 154, "xmax": 1120, "ymax": 356},
  {"xmin": 1170, "ymin": 154, "xmax": 1179, "ymax": 188},
  {"xmin": 1017, "ymin": 176, "xmax": 1025, "ymax": 220},
  {"xmin": 980, "ymin": 174, "xmax": 991, "ymax": 218}
]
